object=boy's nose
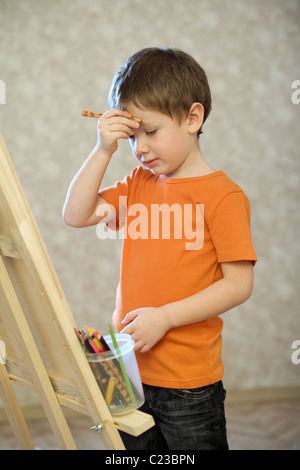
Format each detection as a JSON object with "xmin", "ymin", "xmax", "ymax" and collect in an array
[{"xmin": 135, "ymin": 137, "xmax": 149, "ymax": 156}]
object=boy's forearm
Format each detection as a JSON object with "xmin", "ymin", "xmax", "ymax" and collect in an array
[
  {"xmin": 163, "ymin": 263, "xmax": 254, "ymax": 329},
  {"xmin": 63, "ymin": 110, "xmax": 139, "ymax": 227},
  {"xmin": 120, "ymin": 262, "xmax": 253, "ymax": 353},
  {"xmin": 63, "ymin": 146, "xmax": 111, "ymax": 227}
]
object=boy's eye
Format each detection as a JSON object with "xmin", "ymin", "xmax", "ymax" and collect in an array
[{"xmin": 146, "ymin": 130, "xmax": 156, "ymax": 136}]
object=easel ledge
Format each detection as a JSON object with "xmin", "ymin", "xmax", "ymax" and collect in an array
[{"xmin": 0, "ymin": 134, "xmax": 154, "ymax": 450}]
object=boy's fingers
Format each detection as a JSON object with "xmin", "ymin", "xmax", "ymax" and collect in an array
[
  {"xmin": 105, "ymin": 123, "xmax": 138, "ymax": 134},
  {"xmin": 101, "ymin": 108, "xmax": 132, "ymax": 120},
  {"xmin": 121, "ymin": 313, "xmax": 131, "ymax": 325},
  {"xmin": 99, "ymin": 117, "xmax": 139, "ymax": 134},
  {"xmin": 121, "ymin": 309, "xmax": 140, "ymax": 324},
  {"xmin": 100, "ymin": 110, "xmax": 140, "ymax": 128}
]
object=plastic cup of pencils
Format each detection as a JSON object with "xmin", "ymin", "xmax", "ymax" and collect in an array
[{"xmin": 85, "ymin": 333, "xmax": 144, "ymax": 416}]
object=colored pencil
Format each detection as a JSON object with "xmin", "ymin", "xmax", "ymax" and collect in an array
[
  {"xmin": 109, "ymin": 325, "xmax": 137, "ymax": 406},
  {"xmin": 81, "ymin": 110, "xmax": 142, "ymax": 122},
  {"xmin": 105, "ymin": 376, "xmax": 116, "ymax": 407}
]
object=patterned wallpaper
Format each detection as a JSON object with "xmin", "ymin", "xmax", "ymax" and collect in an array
[{"xmin": 0, "ymin": 0, "xmax": 299, "ymax": 404}]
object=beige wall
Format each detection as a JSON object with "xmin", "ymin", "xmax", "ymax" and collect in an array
[{"xmin": 0, "ymin": 0, "xmax": 299, "ymax": 405}]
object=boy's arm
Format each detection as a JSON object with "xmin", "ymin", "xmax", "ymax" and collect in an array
[
  {"xmin": 120, "ymin": 260, "xmax": 254, "ymax": 353},
  {"xmin": 63, "ymin": 109, "xmax": 140, "ymax": 227}
]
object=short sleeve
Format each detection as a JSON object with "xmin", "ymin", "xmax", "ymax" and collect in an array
[
  {"xmin": 98, "ymin": 173, "xmax": 132, "ymax": 230},
  {"xmin": 209, "ymin": 191, "xmax": 257, "ymax": 265}
]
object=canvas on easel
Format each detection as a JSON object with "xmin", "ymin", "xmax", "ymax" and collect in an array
[{"xmin": 0, "ymin": 134, "xmax": 154, "ymax": 450}]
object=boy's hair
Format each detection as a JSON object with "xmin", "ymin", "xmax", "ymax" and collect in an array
[{"xmin": 108, "ymin": 47, "xmax": 211, "ymax": 135}]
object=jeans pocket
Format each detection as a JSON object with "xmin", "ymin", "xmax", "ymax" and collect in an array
[{"xmin": 170, "ymin": 384, "xmax": 214, "ymax": 400}]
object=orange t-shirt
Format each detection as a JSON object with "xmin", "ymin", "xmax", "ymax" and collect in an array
[{"xmin": 99, "ymin": 167, "xmax": 257, "ymax": 388}]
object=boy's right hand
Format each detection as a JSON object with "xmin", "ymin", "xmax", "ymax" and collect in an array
[{"xmin": 96, "ymin": 109, "xmax": 140, "ymax": 156}]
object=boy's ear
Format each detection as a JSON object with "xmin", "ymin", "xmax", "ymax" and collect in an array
[{"xmin": 187, "ymin": 102, "xmax": 204, "ymax": 135}]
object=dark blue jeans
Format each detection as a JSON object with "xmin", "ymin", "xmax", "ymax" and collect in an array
[{"xmin": 120, "ymin": 380, "xmax": 228, "ymax": 450}]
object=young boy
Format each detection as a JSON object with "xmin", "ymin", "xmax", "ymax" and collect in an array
[{"xmin": 63, "ymin": 47, "xmax": 257, "ymax": 450}]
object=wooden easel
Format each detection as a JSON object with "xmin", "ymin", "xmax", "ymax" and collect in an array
[{"xmin": 0, "ymin": 134, "xmax": 154, "ymax": 450}]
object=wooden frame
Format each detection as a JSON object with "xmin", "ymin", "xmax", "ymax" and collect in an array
[{"xmin": 0, "ymin": 134, "xmax": 154, "ymax": 450}]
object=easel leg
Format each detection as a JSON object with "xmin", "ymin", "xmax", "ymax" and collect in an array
[
  {"xmin": 0, "ymin": 256, "xmax": 77, "ymax": 450},
  {"xmin": 0, "ymin": 363, "xmax": 35, "ymax": 450}
]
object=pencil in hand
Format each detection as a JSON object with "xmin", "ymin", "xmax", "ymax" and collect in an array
[{"xmin": 81, "ymin": 110, "xmax": 142, "ymax": 123}]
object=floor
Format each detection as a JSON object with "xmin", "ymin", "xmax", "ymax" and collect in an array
[
  {"xmin": 0, "ymin": 399, "xmax": 299, "ymax": 450},
  {"xmin": 225, "ymin": 399, "xmax": 300, "ymax": 450}
]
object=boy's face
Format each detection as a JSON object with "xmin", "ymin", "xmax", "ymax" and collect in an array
[{"xmin": 125, "ymin": 103, "xmax": 200, "ymax": 178}]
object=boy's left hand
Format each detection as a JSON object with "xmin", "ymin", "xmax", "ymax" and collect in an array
[{"xmin": 120, "ymin": 307, "xmax": 169, "ymax": 353}]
